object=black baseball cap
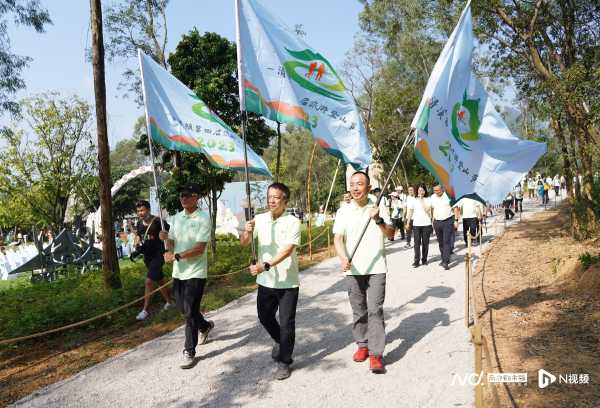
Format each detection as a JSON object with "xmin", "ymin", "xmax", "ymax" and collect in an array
[{"xmin": 178, "ymin": 183, "xmax": 201, "ymax": 194}]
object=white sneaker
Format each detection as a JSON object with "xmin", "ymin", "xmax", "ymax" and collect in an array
[
  {"xmin": 163, "ymin": 302, "xmax": 174, "ymax": 311},
  {"xmin": 180, "ymin": 350, "xmax": 195, "ymax": 369},
  {"xmin": 136, "ymin": 309, "xmax": 149, "ymax": 320}
]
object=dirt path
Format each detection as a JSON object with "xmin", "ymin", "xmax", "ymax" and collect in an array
[{"xmin": 474, "ymin": 200, "xmax": 600, "ymax": 407}]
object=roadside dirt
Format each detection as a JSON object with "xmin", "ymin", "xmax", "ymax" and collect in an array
[
  {"xmin": 0, "ymin": 247, "xmax": 334, "ymax": 407},
  {"xmin": 474, "ymin": 205, "xmax": 600, "ymax": 407}
]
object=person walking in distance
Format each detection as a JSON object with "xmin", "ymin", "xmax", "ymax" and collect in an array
[
  {"xmin": 404, "ymin": 186, "xmax": 416, "ymax": 248},
  {"xmin": 453, "ymin": 197, "xmax": 483, "ymax": 246},
  {"xmin": 132, "ymin": 200, "xmax": 173, "ymax": 321},
  {"xmin": 240, "ymin": 182, "xmax": 301, "ymax": 381},
  {"xmin": 159, "ymin": 183, "xmax": 214, "ymax": 369},
  {"xmin": 513, "ymin": 183, "xmax": 524, "ymax": 213},
  {"xmin": 333, "ymin": 171, "xmax": 395, "ymax": 374},
  {"xmin": 389, "ymin": 192, "xmax": 405, "ymax": 241},
  {"xmin": 405, "ymin": 184, "xmax": 433, "ymax": 267},
  {"xmin": 430, "ymin": 185, "xmax": 457, "ymax": 270}
]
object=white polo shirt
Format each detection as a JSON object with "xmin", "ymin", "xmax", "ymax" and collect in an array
[
  {"xmin": 253, "ymin": 211, "xmax": 301, "ymax": 289},
  {"xmin": 430, "ymin": 192, "xmax": 453, "ymax": 220},
  {"xmin": 407, "ymin": 197, "xmax": 432, "ymax": 226},
  {"xmin": 453, "ymin": 198, "xmax": 482, "ymax": 219},
  {"xmin": 333, "ymin": 195, "xmax": 391, "ymax": 276}
]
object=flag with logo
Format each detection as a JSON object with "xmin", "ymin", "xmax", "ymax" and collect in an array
[
  {"xmin": 138, "ymin": 50, "xmax": 272, "ymax": 177},
  {"xmin": 236, "ymin": 0, "xmax": 371, "ymax": 170},
  {"xmin": 411, "ymin": 3, "xmax": 546, "ymax": 204}
]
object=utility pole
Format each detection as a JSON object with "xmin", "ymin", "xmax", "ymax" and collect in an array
[{"xmin": 90, "ymin": 0, "xmax": 122, "ymax": 289}]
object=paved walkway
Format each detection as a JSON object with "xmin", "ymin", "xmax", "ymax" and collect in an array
[{"xmin": 13, "ymin": 198, "xmax": 556, "ymax": 408}]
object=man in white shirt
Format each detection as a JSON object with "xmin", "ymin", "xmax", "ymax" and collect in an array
[
  {"xmin": 240, "ymin": 182, "xmax": 301, "ymax": 381},
  {"xmin": 333, "ymin": 171, "xmax": 395, "ymax": 374},
  {"xmin": 453, "ymin": 197, "xmax": 483, "ymax": 245},
  {"xmin": 389, "ymin": 191, "xmax": 405, "ymax": 241},
  {"xmin": 431, "ymin": 184, "xmax": 457, "ymax": 270}
]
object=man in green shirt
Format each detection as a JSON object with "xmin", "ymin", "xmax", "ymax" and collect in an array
[
  {"xmin": 240, "ymin": 182, "xmax": 301, "ymax": 381},
  {"xmin": 333, "ymin": 171, "xmax": 395, "ymax": 374},
  {"xmin": 159, "ymin": 183, "xmax": 214, "ymax": 369}
]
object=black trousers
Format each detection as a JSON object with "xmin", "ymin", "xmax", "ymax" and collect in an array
[
  {"xmin": 392, "ymin": 218, "xmax": 405, "ymax": 239},
  {"xmin": 462, "ymin": 218, "xmax": 478, "ymax": 243},
  {"xmin": 173, "ymin": 278, "xmax": 211, "ymax": 355},
  {"xmin": 515, "ymin": 198, "xmax": 523, "ymax": 212},
  {"xmin": 257, "ymin": 285, "xmax": 299, "ymax": 365},
  {"xmin": 433, "ymin": 217, "xmax": 453, "ymax": 264},
  {"xmin": 413, "ymin": 225, "xmax": 433, "ymax": 263}
]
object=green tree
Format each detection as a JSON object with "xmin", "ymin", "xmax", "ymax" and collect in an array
[
  {"xmin": 0, "ymin": 0, "xmax": 51, "ymax": 116},
  {"xmin": 103, "ymin": 0, "xmax": 169, "ymax": 104},
  {"xmin": 0, "ymin": 93, "xmax": 97, "ymax": 231}
]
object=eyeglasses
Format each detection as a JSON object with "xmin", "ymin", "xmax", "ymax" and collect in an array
[{"xmin": 179, "ymin": 192, "xmax": 197, "ymax": 199}]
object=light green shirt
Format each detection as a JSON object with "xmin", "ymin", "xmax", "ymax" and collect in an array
[
  {"xmin": 254, "ymin": 211, "xmax": 301, "ymax": 289},
  {"xmin": 170, "ymin": 208, "xmax": 211, "ymax": 280},
  {"xmin": 333, "ymin": 196, "xmax": 391, "ymax": 276}
]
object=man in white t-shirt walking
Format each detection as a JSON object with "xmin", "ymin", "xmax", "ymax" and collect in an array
[
  {"xmin": 453, "ymin": 197, "xmax": 483, "ymax": 245},
  {"xmin": 333, "ymin": 171, "xmax": 395, "ymax": 374},
  {"xmin": 431, "ymin": 184, "xmax": 456, "ymax": 270},
  {"xmin": 240, "ymin": 182, "xmax": 301, "ymax": 381}
]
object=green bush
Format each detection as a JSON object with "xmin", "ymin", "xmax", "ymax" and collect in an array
[{"xmin": 579, "ymin": 252, "xmax": 600, "ymax": 271}]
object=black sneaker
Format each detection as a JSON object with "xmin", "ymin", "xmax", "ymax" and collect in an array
[
  {"xmin": 421, "ymin": 260, "xmax": 428, "ymax": 265},
  {"xmin": 271, "ymin": 343, "xmax": 280, "ymax": 361},
  {"xmin": 199, "ymin": 320, "xmax": 214, "ymax": 345},
  {"xmin": 443, "ymin": 263, "xmax": 450, "ymax": 270},
  {"xmin": 275, "ymin": 362, "xmax": 291, "ymax": 380},
  {"xmin": 180, "ymin": 350, "xmax": 195, "ymax": 369},
  {"xmin": 412, "ymin": 261, "xmax": 420, "ymax": 267}
]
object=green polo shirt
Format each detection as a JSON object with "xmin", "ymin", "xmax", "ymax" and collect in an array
[
  {"xmin": 169, "ymin": 208, "xmax": 211, "ymax": 280},
  {"xmin": 332, "ymin": 195, "xmax": 391, "ymax": 276},
  {"xmin": 253, "ymin": 211, "xmax": 301, "ymax": 289}
]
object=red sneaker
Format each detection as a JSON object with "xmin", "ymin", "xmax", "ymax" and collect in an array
[
  {"xmin": 353, "ymin": 347, "xmax": 369, "ymax": 362},
  {"xmin": 369, "ymin": 355, "xmax": 385, "ymax": 373}
]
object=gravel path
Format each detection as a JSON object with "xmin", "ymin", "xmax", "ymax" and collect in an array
[{"xmin": 13, "ymin": 199, "xmax": 555, "ymax": 408}]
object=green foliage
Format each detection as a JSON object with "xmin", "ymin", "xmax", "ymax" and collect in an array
[
  {"xmin": 103, "ymin": 0, "xmax": 169, "ymax": 104},
  {"xmin": 0, "ymin": 226, "xmax": 332, "ymax": 343},
  {"xmin": 0, "ymin": 93, "xmax": 97, "ymax": 230},
  {"xmin": 579, "ymin": 252, "xmax": 600, "ymax": 271},
  {"xmin": 0, "ymin": 0, "xmax": 51, "ymax": 116}
]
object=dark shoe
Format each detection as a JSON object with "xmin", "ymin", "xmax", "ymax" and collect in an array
[
  {"xmin": 353, "ymin": 346, "xmax": 369, "ymax": 362},
  {"xmin": 369, "ymin": 355, "xmax": 385, "ymax": 374},
  {"xmin": 180, "ymin": 350, "xmax": 195, "ymax": 369},
  {"xmin": 271, "ymin": 343, "xmax": 280, "ymax": 361},
  {"xmin": 421, "ymin": 260, "xmax": 428, "ymax": 265},
  {"xmin": 199, "ymin": 320, "xmax": 214, "ymax": 345},
  {"xmin": 443, "ymin": 263, "xmax": 450, "ymax": 270},
  {"xmin": 412, "ymin": 261, "xmax": 420, "ymax": 267},
  {"xmin": 275, "ymin": 362, "xmax": 291, "ymax": 380}
]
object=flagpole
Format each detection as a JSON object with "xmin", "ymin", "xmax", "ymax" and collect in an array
[
  {"xmin": 235, "ymin": 0, "xmax": 257, "ymax": 263},
  {"xmin": 323, "ymin": 159, "xmax": 341, "ymax": 216},
  {"xmin": 138, "ymin": 49, "xmax": 165, "ymax": 230},
  {"xmin": 348, "ymin": 128, "xmax": 414, "ymax": 263}
]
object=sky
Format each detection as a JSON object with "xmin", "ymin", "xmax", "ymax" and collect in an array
[{"xmin": 3, "ymin": 0, "xmax": 365, "ymax": 148}]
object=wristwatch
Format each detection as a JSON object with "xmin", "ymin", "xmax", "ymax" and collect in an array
[
  {"xmin": 375, "ymin": 217, "xmax": 385, "ymax": 226},
  {"xmin": 174, "ymin": 253, "xmax": 181, "ymax": 262},
  {"xmin": 263, "ymin": 262, "xmax": 271, "ymax": 271}
]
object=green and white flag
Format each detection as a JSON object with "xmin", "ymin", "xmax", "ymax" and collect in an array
[
  {"xmin": 235, "ymin": 0, "xmax": 372, "ymax": 170},
  {"xmin": 139, "ymin": 50, "xmax": 272, "ymax": 176}
]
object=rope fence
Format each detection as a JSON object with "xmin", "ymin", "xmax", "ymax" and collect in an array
[{"xmin": 0, "ymin": 224, "xmax": 334, "ymax": 346}]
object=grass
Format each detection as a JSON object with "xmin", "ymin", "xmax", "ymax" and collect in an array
[
  {"xmin": 579, "ymin": 252, "xmax": 600, "ymax": 271},
  {"xmin": 0, "ymin": 223, "xmax": 332, "ymax": 346}
]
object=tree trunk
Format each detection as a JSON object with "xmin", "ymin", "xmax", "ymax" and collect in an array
[
  {"xmin": 550, "ymin": 116, "xmax": 573, "ymax": 197},
  {"xmin": 90, "ymin": 0, "xmax": 122, "ymax": 289}
]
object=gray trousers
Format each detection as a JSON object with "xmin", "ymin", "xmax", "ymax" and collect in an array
[{"xmin": 345, "ymin": 273, "xmax": 386, "ymax": 356}]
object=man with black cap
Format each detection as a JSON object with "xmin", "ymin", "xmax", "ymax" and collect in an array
[{"xmin": 159, "ymin": 183, "xmax": 214, "ymax": 369}]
